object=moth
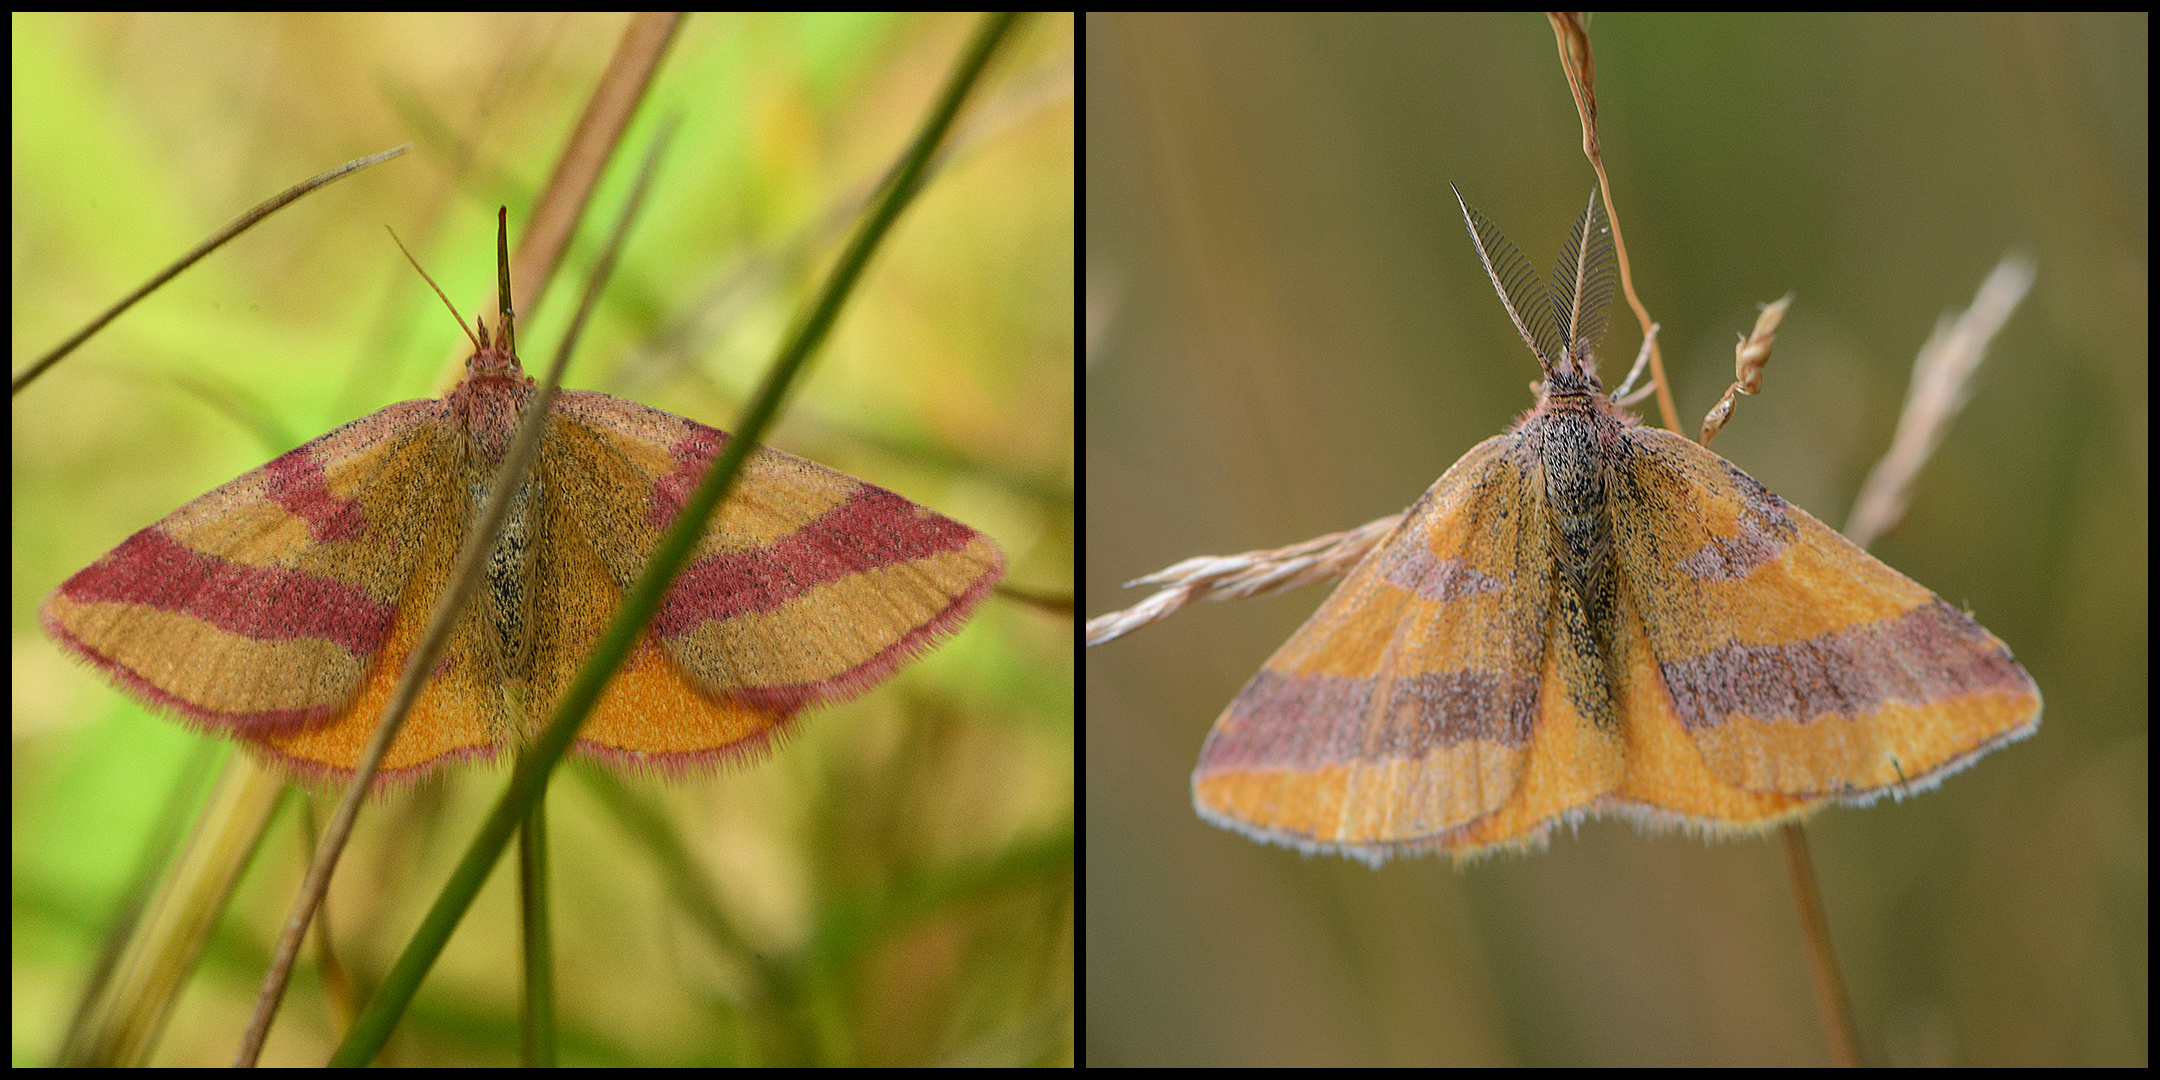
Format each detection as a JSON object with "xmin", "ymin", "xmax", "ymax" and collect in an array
[
  {"xmin": 43, "ymin": 214, "xmax": 1005, "ymax": 781},
  {"xmin": 1190, "ymin": 188, "xmax": 2040, "ymax": 864}
]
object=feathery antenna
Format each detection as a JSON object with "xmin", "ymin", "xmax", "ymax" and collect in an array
[{"xmin": 1453, "ymin": 185, "xmax": 1616, "ymax": 379}]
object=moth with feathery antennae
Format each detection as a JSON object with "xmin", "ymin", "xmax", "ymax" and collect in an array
[{"xmin": 1187, "ymin": 187, "xmax": 2039, "ymax": 865}]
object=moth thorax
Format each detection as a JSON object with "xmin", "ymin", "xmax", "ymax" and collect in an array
[{"xmin": 1538, "ymin": 411, "xmax": 1608, "ymax": 522}]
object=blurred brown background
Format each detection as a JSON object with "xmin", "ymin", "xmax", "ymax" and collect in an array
[{"xmin": 1087, "ymin": 13, "xmax": 2142, "ymax": 1066}]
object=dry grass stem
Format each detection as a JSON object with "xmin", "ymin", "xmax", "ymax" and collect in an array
[
  {"xmin": 1086, "ymin": 514, "xmax": 1402, "ymax": 646},
  {"xmin": 1844, "ymin": 254, "xmax": 2036, "ymax": 548},
  {"xmin": 1699, "ymin": 293, "xmax": 1793, "ymax": 446}
]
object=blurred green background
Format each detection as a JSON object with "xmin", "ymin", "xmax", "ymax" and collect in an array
[
  {"xmin": 1088, "ymin": 13, "xmax": 2142, "ymax": 1066},
  {"xmin": 16, "ymin": 13, "xmax": 1071, "ymax": 1066}
]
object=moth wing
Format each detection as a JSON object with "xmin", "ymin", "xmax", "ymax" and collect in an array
[
  {"xmin": 532, "ymin": 391, "xmax": 1003, "ymax": 770},
  {"xmin": 1191, "ymin": 433, "xmax": 1564, "ymax": 863},
  {"xmin": 43, "ymin": 400, "xmax": 465, "ymax": 749},
  {"xmin": 1610, "ymin": 427, "xmax": 2040, "ymax": 806}
]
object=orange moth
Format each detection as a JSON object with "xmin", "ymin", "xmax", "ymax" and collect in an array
[
  {"xmin": 41, "ymin": 215, "xmax": 1005, "ymax": 783},
  {"xmin": 1190, "ymin": 188, "xmax": 2040, "ymax": 865}
]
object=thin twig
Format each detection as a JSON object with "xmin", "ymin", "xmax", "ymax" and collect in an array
[
  {"xmin": 13, "ymin": 146, "xmax": 409, "ymax": 394},
  {"xmin": 1844, "ymin": 255, "xmax": 2036, "ymax": 547},
  {"xmin": 1085, "ymin": 515, "xmax": 1400, "ymax": 646}
]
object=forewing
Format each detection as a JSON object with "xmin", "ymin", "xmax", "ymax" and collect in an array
[
  {"xmin": 533, "ymin": 391, "xmax": 1004, "ymax": 770},
  {"xmin": 1609, "ymin": 427, "xmax": 2041, "ymax": 801},
  {"xmin": 43, "ymin": 400, "xmax": 461, "ymax": 741},
  {"xmin": 1191, "ymin": 433, "xmax": 1556, "ymax": 860}
]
